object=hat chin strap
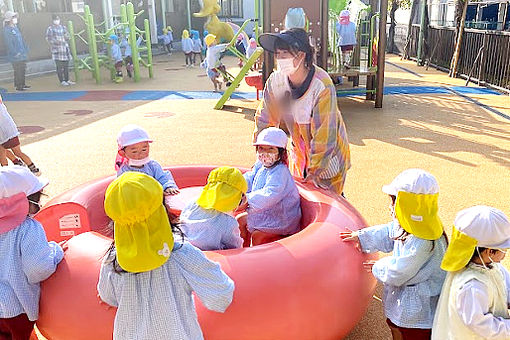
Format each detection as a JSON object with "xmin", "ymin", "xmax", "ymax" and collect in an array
[{"xmin": 476, "ymin": 247, "xmax": 491, "ymax": 269}]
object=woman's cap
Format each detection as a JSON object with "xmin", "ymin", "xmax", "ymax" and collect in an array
[
  {"xmin": 284, "ymin": 7, "xmax": 306, "ymax": 30},
  {"xmin": 0, "ymin": 165, "xmax": 49, "ymax": 199},
  {"xmin": 3, "ymin": 11, "xmax": 17, "ymax": 22},
  {"xmin": 441, "ymin": 206, "xmax": 510, "ymax": 271},
  {"xmin": 254, "ymin": 127, "xmax": 288, "ymax": 148},
  {"xmin": 104, "ymin": 172, "xmax": 174, "ymax": 273},
  {"xmin": 196, "ymin": 167, "xmax": 247, "ymax": 213},
  {"xmin": 382, "ymin": 168, "xmax": 439, "ymax": 196},
  {"xmin": 204, "ymin": 33, "xmax": 216, "ymax": 46},
  {"xmin": 258, "ymin": 28, "xmax": 309, "ymax": 53},
  {"xmin": 117, "ymin": 124, "xmax": 153, "ymax": 149}
]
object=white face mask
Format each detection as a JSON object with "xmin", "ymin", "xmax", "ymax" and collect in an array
[
  {"xmin": 129, "ymin": 156, "xmax": 151, "ymax": 167},
  {"xmin": 12, "ymin": 18, "xmax": 18, "ymax": 25},
  {"xmin": 53, "ymin": 19, "xmax": 60, "ymax": 25},
  {"xmin": 276, "ymin": 57, "xmax": 300, "ymax": 76},
  {"xmin": 257, "ymin": 152, "xmax": 279, "ymax": 168}
]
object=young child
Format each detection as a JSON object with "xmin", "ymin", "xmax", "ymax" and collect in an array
[
  {"xmin": 158, "ymin": 27, "xmax": 173, "ymax": 55},
  {"xmin": 191, "ymin": 30, "xmax": 203, "ymax": 65},
  {"xmin": 98, "ymin": 172, "xmax": 234, "ymax": 339},
  {"xmin": 201, "ymin": 34, "xmax": 228, "ymax": 92},
  {"xmin": 236, "ymin": 127, "xmax": 301, "ymax": 247},
  {"xmin": 336, "ymin": 10, "xmax": 357, "ymax": 66},
  {"xmin": 115, "ymin": 124, "xmax": 179, "ymax": 196},
  {"xmin": 432, "ymin": 206, "xmax": 510, "ymax": 340},
  {"xmin": 120, "ymin": 29, "xmax": 142, "ymax": 78},
  {"xmin": 235, "ymin": 35, "xmax": 246, "ymax": 67},
  {"xmin": 340, "ymin": 169, "xmax": 448, "ymax": 340},
  {"xmin": 0, "ymin": 165, "xmax": 64, "ymax": 339},
  {"xmin": 245, "ymin": 38, "xmax": 259, "ymax": 70},
  {"xmin": 180, "ymin": 166, "xmax": 246, "ymax": 251},
  {"xmin": 109, "ymin": 34, "xmax": 123, "ymax": 83},
  {"xmin": 0, "ymin": 96, "xmax": 40, "ymax": 175},
  {"xmin": 181, "ymin": 29, "xmax": 193, "ymax": 67}
]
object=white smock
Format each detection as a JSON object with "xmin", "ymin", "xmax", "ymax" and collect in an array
[
  {"xmin": 0, "ymin": 102, "xmax": 19, "ymax": 144},
  {"xmin": 432, "ymin": 262, "xmax": 510, "ymax": 339}
]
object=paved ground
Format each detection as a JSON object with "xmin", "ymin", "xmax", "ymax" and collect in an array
[{"xmin": 4, "ymin": 53, "xmax": 509, "ymax": 340}]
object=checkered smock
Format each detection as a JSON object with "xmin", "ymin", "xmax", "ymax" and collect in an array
[
  {"xmin": 98, "ymin": 242, "xmax": 234, "ymax": 340},
  {"xmin": 45, "ymin": 24, "xmax": 70, "ymax": 61},
  {"xmin": 0, "ymin": 218, "xmax": 64, "ymax": 321},
  {"xmin": 180, "ymin": 202, "xmax": 243, "ymax": 250},
  {"xmin": 254, "ymin": 66, "xmax": 350, "ymax": 195},
  {"xmin": 358, "ymin": 220, "xmax": 447, "ymax": 329}
]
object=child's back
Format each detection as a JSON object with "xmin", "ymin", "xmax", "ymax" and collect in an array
[
  {"xmin": 181, "ymin": 202, "xmax": 243, "ymax": 250},
  {"xmin": 99, "ymin": 242, "xmax": 233, "ymax": 339}
]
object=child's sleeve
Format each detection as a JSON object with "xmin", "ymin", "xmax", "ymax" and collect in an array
[
  {"xmin": 97, "ymin": 251, "xmax": 122, "ymax": 307},
  {"xmin": 152, "ymin": 162, "xmax": 178, "ymax": 189},
  {"xmin": 21, "ymin": 221, "xmax": 64, "ymax": 284},
  {"xmin": 246, "ymin": 165, "xmax": 287, "ymax": 212},
  {"xmin": 357, "ymin": 223, "xmax": 395, "ymax": 254},
  {"xmin": 456, "ymin": 278, "xmax": 510, "ymax": 338},
  {"xmin": 243, "ymin": 162, "xmax": 261, "ymax": 192},
  {"xmin": 177, "ymin": 243, "xmax": 234, "ymax": 312},
  {"xmin": 222, "ymin": 216, "xmax": 243, "ymax": 250},
  {"xmin": 371, "ymin": 236, "xmax": 434, "ymax": 287}
]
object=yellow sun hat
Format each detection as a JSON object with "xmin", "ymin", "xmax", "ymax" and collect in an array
[
  {"xmin": 204, "ymin": 33, "xmax": 217, "ymax": 47},
  {"xmin": 196, "ymin": 166, "xmax": 247, "ymax": 213},
  {"xmin": 104, "ymin": 172, "xmax": 174, "ymax": 273},
  {"xmin": 441, "ymin": 206, "xmax": 510, "ymax": 272},
  {"xmin": 383, "ymin": 169, "xmax": 443, "ymax": 240},
  {"xmin": 182, "ymin": 29, "xmax": 189, "ymax": 39}
]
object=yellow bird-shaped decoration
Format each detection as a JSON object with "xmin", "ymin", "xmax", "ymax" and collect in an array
[{"xmin": 194, "ymin": 0, "xmax": 234, "ymax": 43}]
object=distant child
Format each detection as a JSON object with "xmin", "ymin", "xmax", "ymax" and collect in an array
[
  {"xmin": 237, "ymin": 127, "xmax": 301, "ymax": 247},
  {"xmin": 245, "ymin": 38, "xmax": 259, "ymax": 69},
  {"xmin": 202, "ymin": 30, "xmax": 208, "ymax": 55},
  {"xmin": 109, "ymin": 34, "xmax": 123, "ymax": 83},
  {"xmin": 432, "ymin": 206, "xmax": 510, "ymax": 340},
  {"xmin": 181, "ymin": 29, "xmax": 193, "ymax": 67},
  {"xmin": 201, "ymin": 34, "xmax": 228, "ymax": 92},
  {"xmin": 159, "ymin": 26, "xmax": 173, "ymax": 54},
  {"xmin": 181, "ymin": 166, "xmax": 246, "ymax": 251},
  {"xmin": 120, "ymin": 30, "xmax": 142, "ymax": 78},
  {"xmin": 0, "ymin": 97, "xmax": 40, "ymax": 175},
  {"xmin": 98, "ymin": 172, "xmax": 234, "ymax": 339},
  {"xmin": 115, "ymin": 124, "xmax": 179, "ymax": 196},
  {"xmin": 0, "ymin": 165, "xmax": 64, "ymax": 339},
  {"xmin": 191, "ymin": 30, "xmax": 203, "ymax": 65},
  {"xmin": 340, "ymin": 169, "xmax": 448, "ymax": 340},
  {"xmin": 336, "ymin": 10, "xmax": 357, "ymax": 66},
  {"xmin": 235, "ymin": 35, "xmax": 246, "ymax": 67}
]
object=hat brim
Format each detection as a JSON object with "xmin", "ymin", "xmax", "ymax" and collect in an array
[
  {"xmin": 382, "ymin": 184, "xmax": 397, "ymax": 196},
  {"xmin": 29, "ymin": 176, "xmax": 49, "ymax": 196},
  {"xmin": 120, "ymin": 138, "xmax": 153, "ymax": 149}
]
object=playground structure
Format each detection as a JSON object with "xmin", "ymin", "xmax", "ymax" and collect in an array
[{"xmin": 67, "ymin": 2, "xmax": 153, "ymax": 84}]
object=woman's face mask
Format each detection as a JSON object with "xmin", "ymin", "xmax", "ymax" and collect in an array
[{"xmin": 276, "ymin": 57, "xmax": 300, "ymax": 76}]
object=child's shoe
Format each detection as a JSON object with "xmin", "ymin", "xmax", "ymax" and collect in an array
[
  {"xmin": 27, "ymin": 163, "xmax": 41, "ymax": 176},
  {"xmin": 12, "ymin": 158, "xmax": 24, "ymax": 166},
  {"xmin": 61, "ymin": 81, "xmax": 70, "ymax": 86},
  {"xmin": 67, "ymin": 80, "xmax": 76, "ymax": 85}
]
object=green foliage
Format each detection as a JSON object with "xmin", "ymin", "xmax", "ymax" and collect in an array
[
  {"xmin": 330, "ymin": 0, "xmax": 348, "ymax": 14},
  {"xmin": 390, "ymin": 0, "xmax": 413, "ymax": 11}
]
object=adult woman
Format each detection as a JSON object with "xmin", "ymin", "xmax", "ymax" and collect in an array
[
  {"xmin": 3, "ymin": 11, "xmax": 30, "ymax": 91},
  {"xmin": 255, "ymin": 28, "xmax": 350, "ymax": 195},
  {"xmin": 45, "ymin": 14, "xmax": 74, "ymax": 86}
]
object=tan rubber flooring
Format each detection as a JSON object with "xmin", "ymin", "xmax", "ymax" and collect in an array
[{"xmin": 5, "ymin": 53, "xmax": 509, "ymax": 340}]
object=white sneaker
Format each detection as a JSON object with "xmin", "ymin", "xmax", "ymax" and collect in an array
[
  {"xmin": 66, "ymin": 80, "xmax": 76, "ymax": 85},
  {"xmin": 61, "ymin": 81, "xmax": 69, "ymax": 86}
]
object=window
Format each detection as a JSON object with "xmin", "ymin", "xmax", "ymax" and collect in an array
[{"xmin": 218, "ymin": 0, "xmax": 243, "ymax": 18}]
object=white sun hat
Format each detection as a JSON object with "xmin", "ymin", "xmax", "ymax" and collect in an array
[
  {"xmin": 382, "ymin": 168, "xmax": 439, "ymax": 196},
  {"xmin": 455, "ymin": 206, "xmax": 510, "ymax": 249},
  {"xmin": 0, "ymin": 165, "xmax": 49, "ymax": 199},
  {"xmin": 3, "ymin": 11, "xmax": 17, "ymax": 22},
  {"xmin": 117, "ymin": 124, "xmax": 153, "ymax": 149},
  {"xmin": 254, "ymin": 127, "xmax": 288, "ymax": 148}
]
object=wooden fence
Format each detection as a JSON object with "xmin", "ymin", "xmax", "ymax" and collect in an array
[{"xmin": 390, "ymin": 24, "xmax": 510, "ymax": 91}]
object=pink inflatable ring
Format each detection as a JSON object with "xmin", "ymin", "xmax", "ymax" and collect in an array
[{"xmin": 35, "ymin": 166, "xmax": 377, "ymax": 340}]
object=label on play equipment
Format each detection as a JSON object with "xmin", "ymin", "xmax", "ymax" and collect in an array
[{"xmin": 59, "ymin": 214, "xmax": 82, "ymax": 230}]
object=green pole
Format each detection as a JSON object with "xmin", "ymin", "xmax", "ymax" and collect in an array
[
  {"xmin": 161, "ymin": 0, "xmax": 167, "ymax": 28},
  {"xmin": 417, "ymin": 0, "xmax": 427, "ymax": 65},
  {"xmin": 254, "ymin": 0, "xmax": 260, "ymax": 41},
  {"xmin": 88, "ymin": 9, "xmax": 101, "ymax": 84},
  {"xmin": 186, "ymin": 0, "xmax": 192, "ymax": 30},
  {"xmin": 68, "ymin": 20, "xmax": 80, "ymax": 82},
  {"xmin": 127, "ymin": 2, "xmax": 141, "ymax": 82},
  {"xmin": 144, "ymin": 18, "xmax": 154, "ymax": 79},
  {"xmin": 121, "ymin": 4, "xmax": 127, "ymax": 31}
]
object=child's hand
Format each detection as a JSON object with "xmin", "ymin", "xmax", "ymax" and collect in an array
[
  {"xmin": 363, "ymin": 260, "xmax": 377, "ymax": 273},
  {"xmin": 58, "ymin": 240, "xmax": 69, "ymax": 252},
  {"xmin": 164, "ymin": 188, "xmax": 180, "ymax": 196},
  {"xmin": 339, "ymin": 230, "xmax": 361, "ymax": 251}
]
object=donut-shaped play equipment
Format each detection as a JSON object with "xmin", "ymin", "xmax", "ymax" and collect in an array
[{"xmin": 35, "ymin": 166, "xmax": 377, "ymax": 340}]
